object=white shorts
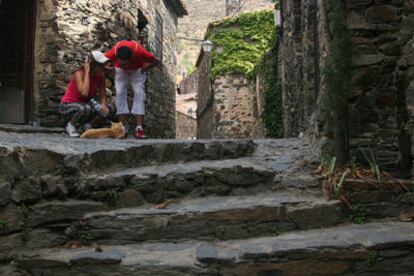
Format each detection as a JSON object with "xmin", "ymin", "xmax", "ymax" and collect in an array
[{"xmin": 115, "ymin": 68, "xmax": 146, "ymax": 115}]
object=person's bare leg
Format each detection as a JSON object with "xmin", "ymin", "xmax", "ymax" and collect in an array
[
  {"xmin": 136, "ymin": 115, "xmax": 144, "ymax": 127},
  {"xmin": 119, "ymin": 115, "xmax": 127, "ymax": 125},
  {"xmin": 118, "ymin": 114, "xmax": 128, "ymax": 138}
]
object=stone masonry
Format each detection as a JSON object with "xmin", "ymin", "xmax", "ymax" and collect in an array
[
  {"xmin": 212, "ymin": 74, "xmax": 265, "ymax": 139},
  {"xmin": 34, "ymin": 0, "xmax": 186, "ymax": 138},
  {"xmin": 279, "ymin": 0, "xmax": 414, "ymax": 174}
]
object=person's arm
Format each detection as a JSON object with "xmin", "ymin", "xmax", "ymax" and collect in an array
[
  {"xmin": 136, "ymin": 43, "xmax": 160, "ymax": 72},
  {"xmin": 141, "ymin": 57, "xmax": 161, "ymax": 72},
  {"xmin": 74, "ymin": 57, "xmax": 91, "ymax": 97}
]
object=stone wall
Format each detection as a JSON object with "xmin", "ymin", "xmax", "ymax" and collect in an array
[
  {"xmin": 212, "ymin": 75, "xmax": 265, "ymax": 138},
  {"xmin": 399, "ymin": 1, "xmax": 414, "ymax": 175},
  {"xmin": 197, "ymin": 52, "xmax": 215, "ymax": 138},
  {"xmin": 279, "ymin": 0, "xmax": 414, "ymax": 174},
  {"xmin": 176, "ymin": 92, "xmax": 197, "ymax": 139},
  {"xmin": 280, "ymin": 0, "xmax": 322, "ymax": 138},
  {"xmin": 179, "ymin": 68, "xmax": 199, "ymax": 95},
  {"xmin": 34, "ymin": 0, "xmax": 180, "ymax": 138},
  {"xmin": 196, "ymin": 50, "xmax": 266, "ymax": 139},
  {"xmin": 176, "ymin": 112, "xmax": 197, "ymax": 139},
  {"xmin": 346, "ymin": 0, "xmax": 404, "ymax": 170}
]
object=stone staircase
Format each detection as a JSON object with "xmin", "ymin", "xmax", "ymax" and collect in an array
[{"xmin": 0, "ymin": 133, "xmax": 413, "ymax": 275}]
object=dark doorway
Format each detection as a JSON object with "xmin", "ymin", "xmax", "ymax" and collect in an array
[{"xmin": 0, "ymin": 0, "xmax": 35, "ymax": 124}]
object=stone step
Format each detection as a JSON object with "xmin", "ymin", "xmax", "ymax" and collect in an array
[
  {"xmin": 0, "ymin": 192, "xmax": 340, "ymax": 260},
  {"xmin": 81, "ymin": 158, "xmax": 277, "ymax": 204},
  {"xmin": 83, "ymin": 192, "xmax": 342, "ymax": 244},
  {"xmin": 0, "ymin": 135, "xmax": 255, "ymax": 182},
  {"xmin": 13, "ymin": 222, "xmax": 414, "ymax": 275}
]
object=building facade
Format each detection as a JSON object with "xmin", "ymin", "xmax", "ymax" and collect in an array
[
  {"xmin": 279, "ymin": 0, "xmax": 414, "ymax": 174},
  {"xmin": 0, "ymin": 0, "xmax": 186, "ymax": 138}
]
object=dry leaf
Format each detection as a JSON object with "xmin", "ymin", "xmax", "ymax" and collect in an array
[
  {"xmin": 399, "ymin": 212, "xmax": 413, "ymax": 222},
  {"xmin": 59, "ymin": 241, "xmax": 83, "ymax": 249},
  {"xmin": 155, "ymin": 199, "xmax": 174, "ymax": 209}
]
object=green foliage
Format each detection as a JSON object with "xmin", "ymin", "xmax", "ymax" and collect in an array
[
  {"xmin": 321, "ymin": 0, "xmax": 353, "ymax": 115},
  {"xmin": 359, "ymin": 148, "xmax": 381, "ymax": 183},
  {"xmin": 351, "ymin": 204, "xmax": 367, "ymax": 224},
  {"xmin": 207, "ymin": 10, "xmax": 276, "ymax": 78},
  {"xmin": 321, "ymin": 0, "xmax": 353, "ymax": 163},
  {"xmin": 334, "ymin": 168, "xmax": 350, "ymax": 197},
  {"xmin": 106, "ymin": 190, "xmax": 120, "ymax": 208},
  {"xmin": 257, "ymin": 47, "xmax": 283, "ymax": 138},
  {"xmin": 368, "ymin": 251, "xmax": 379, "ymax": 267},
  {"xmin": 0, "ymin": 218, "xmax": 6, "ymax": 230},
  {"xmin": 79, "ymin": 225, "xmax": 94, "ymax": 246},
  {"xmin": 18, "ymin": 203, "xmax": 29, "ymax": 222},
  {"xmin": 274, "ymin": 0, "xmax": 280, "ymax": 10}
]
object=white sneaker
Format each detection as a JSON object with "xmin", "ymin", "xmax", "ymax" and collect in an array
[{"xmin": 66, "ymin": 122, "xmax": 80, "ymax": 138}]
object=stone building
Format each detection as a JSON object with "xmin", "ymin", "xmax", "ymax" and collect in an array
[
  {"xmin": 177, "ymin": 0, "xmax": 274, "ymax": 138},
  {"xmin": 0, "ymin": 0, "xmax": 187, "ymax": 138},
  {"xmin": 279, "ymin": 0, "xmax": 414, "ymax": 174},
  {"xmin": 195, "ymin": 10, "xmax": 274, "ymax": 139}
]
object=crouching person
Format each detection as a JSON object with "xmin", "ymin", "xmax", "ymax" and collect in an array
[
  {"xmin": 103, "ymin": 40, "xmax": 160, "ymax": 139},
  {"xmin": 59, "ymin": 51, "xmax": 116, "ymax": 137}
]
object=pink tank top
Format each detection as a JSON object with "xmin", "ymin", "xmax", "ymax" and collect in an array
[{"xmin": 61, "ymin": 70, "xmax": 104, "ymax": 103}]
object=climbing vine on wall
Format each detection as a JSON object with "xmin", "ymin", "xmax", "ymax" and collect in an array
[
  {"xmin": 255, "ymin": 45, "xmax": 283, "ymax": 138},
  {"xmin": 206, "ymin": 10, "xmax": 276, "ymax": 78},
  {"xmin": 321, "ymin": 0, "xmax": 353, "ymax": 164}
]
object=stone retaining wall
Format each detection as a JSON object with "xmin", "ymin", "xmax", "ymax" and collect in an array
[
  {"xmin": 280, "ymin": 0, "xmax": 414, "ymax": 174},
  {"xmin": 176, "ymin": 112, "xmax": 197, "ymax": 139},
  {"xmin": 212, "ymin": 75, "xmax": 265, "ymax": 138}
]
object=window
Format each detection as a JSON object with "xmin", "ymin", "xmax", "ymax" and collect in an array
[
  {"xmin": 137, "ymin": 9, "xmax": 149, "ymax": 46},
  {"xmin": 155, "ymin": 11, "xmax": 163, "ymax": 61},
  {"xmin": 137, "ymin": 9, "xmax": 148, "ymax": 33}
]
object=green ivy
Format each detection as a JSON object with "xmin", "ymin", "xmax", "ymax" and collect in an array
[
  {"xmin": 0, "ymin": 218, "xmax": 6, "ymax": 230},
  {"xmin": 321, "ymin": 0, "xmax": 353, "ymax": 164},
  {"xmin": 207, "ymin": 10, "xmax": 276, "ymax": 78},
  {"xmin": 255, "ymin": 46, "xmax": 283, "ymax": 138}
]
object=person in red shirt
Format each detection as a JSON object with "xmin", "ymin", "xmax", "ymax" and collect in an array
[
  {"xmin": 59, "ymin": 51, "xmax": 115, "ymax": 137},
  {"xmin": 103, "ymin": 40, "xmax": 160, "ymax": 139}
]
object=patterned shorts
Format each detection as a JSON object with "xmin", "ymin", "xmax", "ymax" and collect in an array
[{"xmin": 58, "ymin": 102, "xmax": 116, "ymax": 125}]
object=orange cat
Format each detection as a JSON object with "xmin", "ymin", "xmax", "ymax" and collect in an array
[{"xmin": 81, "ymin": 122, "xmax": 126, "ymax": 139}]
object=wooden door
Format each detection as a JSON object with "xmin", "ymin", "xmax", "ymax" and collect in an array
[{"xmin": 0, "ymin": 0, "xmax": 35, "ymax": 124}]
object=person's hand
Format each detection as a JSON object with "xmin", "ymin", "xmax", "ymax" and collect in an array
[
  {"xmin": 100, "ymin": 104, "xmax": 109, "ymax": 117},
  {"xmin": 105, "ymin": 63, "xmax": 114, "ymax": 71},
  {"xmin": 141, "ymin": 64, "xmax": 149, "ymax": 72},
  {"xmin": 84, "ymin": 57, "xmax": 91, "ymax": 74}
]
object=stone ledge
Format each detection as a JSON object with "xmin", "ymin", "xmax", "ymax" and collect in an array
[
  {"xmin": 82, "ymin": 192, "xmax": 341, "ymax": 243},
  {"xmin": 14, "ymin": 222, "xmax": 414, "ymax": 275},
  {"xmin": 0, "ymin": 124, "xmax": 65, "ymax": 134}
]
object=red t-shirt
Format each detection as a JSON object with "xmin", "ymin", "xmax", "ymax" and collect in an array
[
  {"xmin": 61, "ymin": 70, "xmax": 104, "ymax": 103},
  {"xmin": 104, "ymin": 40, "xmax": 157, "ymax": 70}
]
